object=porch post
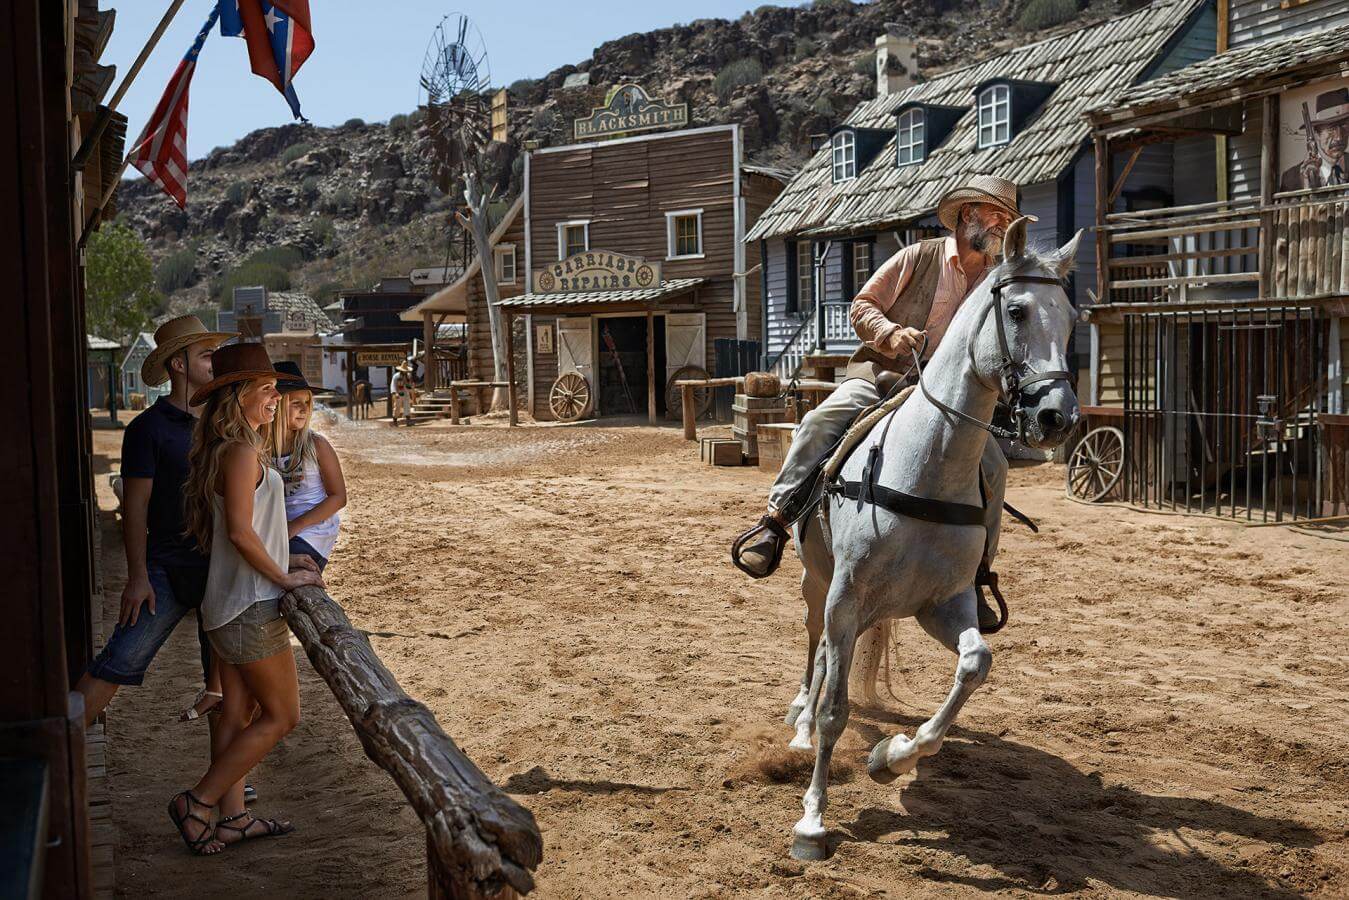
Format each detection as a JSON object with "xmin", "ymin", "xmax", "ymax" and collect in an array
[
  {"xmin": 1094, "ymin": 133, "xmax": 1110, "ymax": 305},
  {"xmin": 505, "ymin": 310, "xmax": 518, "ymax": 427},
  {"xmin": 345, "ymin": 350, "xmax": 354, "ymax": 420},
  {"xmin": 646, "ymin": 309, "xmax": 657, "ymax": 424},
  {"xmin": 422, "ymin": 312, "xmax": 436, "ymax": 391}
]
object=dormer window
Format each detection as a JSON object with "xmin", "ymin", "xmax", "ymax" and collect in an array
[
  {"xmin": 831, "ymin": 130, "xmax": 856, "ymax": 182},
  {"xmin": 977, "ymin": 84, "xmax": 1011, "ymax": 148},
  {"xmin": 896, "ymin": 109, "xmax": 925, "ymax": 166}
]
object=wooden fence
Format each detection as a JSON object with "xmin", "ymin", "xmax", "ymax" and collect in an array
[{"xmin": 281, "ymin": 586, "xmax": 541, "ymax": 898}]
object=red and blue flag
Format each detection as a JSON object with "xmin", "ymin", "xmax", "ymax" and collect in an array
[{"xmin": 218, "ymin": 1, "xmax": 314, "ymax": 120}]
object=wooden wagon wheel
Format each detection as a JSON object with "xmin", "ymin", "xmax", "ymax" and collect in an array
[
  {"xmin": 665, "ymin": 365, "xmax": 712, "ymax": 420},
  {"xmin": 549, "ymin": 371, "xmax": 591, "ymax": 422},
  {"xmin": 1066, "ymin": 426, "xmax": 1125, "ymax": 502}
]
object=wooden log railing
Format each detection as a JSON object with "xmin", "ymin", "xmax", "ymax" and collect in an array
[{"xmin": 281, "ymin": 586, "xmax": 542, "ymax": 898}]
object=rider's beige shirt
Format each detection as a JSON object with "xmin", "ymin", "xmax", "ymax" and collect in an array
[{"xmin": 849, "ymin": 236, "xmax": 990, "ymax": 356}]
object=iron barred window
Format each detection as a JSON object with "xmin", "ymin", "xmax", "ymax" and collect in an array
[
  {"xmin": 896, "ymin": 109, "xmax": 924, "ymax": 165},
  {"xmin": 831, "ymin": 130, "xmax": 856, "ymax": 182},
  {"xmin": 977, "ymin": 85, "xmax": 1010, "ymax": 148}
]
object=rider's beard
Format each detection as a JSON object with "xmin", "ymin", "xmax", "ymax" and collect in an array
[{"xmin": 965, "ymin": 218, "xmax": 1003, "ymax": 255}]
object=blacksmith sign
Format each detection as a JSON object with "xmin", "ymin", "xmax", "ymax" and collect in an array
[
  {"xmin": 534, "ymin": 249, "xmax": 661, "ymax": 294},
  {"xmin": 573, "ymin": 84, "xmax": 689, "ymax": 142}
]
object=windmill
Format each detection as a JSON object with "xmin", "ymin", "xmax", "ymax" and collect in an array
[{"xmin": 418, "ymin": 14, "xmax": 492, "ymax": 282}]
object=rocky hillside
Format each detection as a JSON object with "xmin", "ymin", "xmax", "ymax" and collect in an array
[{"xmin": 118, "ymin": 0, "xmax": 1128, "ymax": 316}]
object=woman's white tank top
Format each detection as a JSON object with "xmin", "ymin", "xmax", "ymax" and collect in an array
[
  {"xmin": 202, "ymin": 465, "xmax": 289, "ymax": 631},
  {"xmin": 279, "ymin": 450, "xmax": 340, "ymax": 559}
]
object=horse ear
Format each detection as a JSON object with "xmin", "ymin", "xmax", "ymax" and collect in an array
[
  {"xmin": 1001, "ymin": 216, "xmax": 1029, "ymax": 264},
  {"xmin": 1050, "ymin": 228, "xmax": 1084, "ymax": 279}
]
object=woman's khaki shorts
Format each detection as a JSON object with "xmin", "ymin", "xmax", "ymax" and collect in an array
[{"xmin": 207, "ymin": 599, "xmax": 290, "ymax": 664}]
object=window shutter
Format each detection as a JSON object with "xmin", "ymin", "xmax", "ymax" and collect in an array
[
  {"xmin": 785, "ymin": 240, "xmax": 798, "ymax": 315},
  {"xmin": 842, "ymin": 242, "xmax": 855, "ymax": 302}
]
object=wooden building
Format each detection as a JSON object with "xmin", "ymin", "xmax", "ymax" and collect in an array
[
  {"xmin": 406, "ymin": 120, "xmax": 787, "ymax": 423},
  {"xmin": 3, "ymin": 0, "xmax": 127, "ymax": 894},
  {"xmin": 1083, "ymin": 4, "xmax": 1349, "ymax": 521},
  {"xmin": 746, "ymin": 0, "xmax": 1218, "ymax": 387}
]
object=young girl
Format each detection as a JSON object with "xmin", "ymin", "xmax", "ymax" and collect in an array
[
  {"xmin": 271, "ymin": 362, "xmax": 346, "ymax": 570},
  {"xmin": 169, "ymin": 344, "xmax": 323, "ymax": 855}
]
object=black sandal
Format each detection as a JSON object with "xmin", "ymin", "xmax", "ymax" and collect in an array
[
  {"xmin": 167, "ymin": 790, "xmax": 222, "ymax": 856},
  {"xmin": 216, "ymin": 811, "xmax": 295, "ymax": 845}
]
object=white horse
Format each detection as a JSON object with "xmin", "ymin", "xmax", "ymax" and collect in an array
[{"xmin": 783, "ymin": 218, "xmax": 1082, "ymax": 861}]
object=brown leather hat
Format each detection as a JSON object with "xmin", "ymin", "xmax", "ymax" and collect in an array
[{"xmin": 189, "ymin": 343, "xmax": 278, "ymax": 407}]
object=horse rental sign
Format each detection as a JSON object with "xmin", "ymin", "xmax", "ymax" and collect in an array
[{"xmin": 534, "ymin": 250, "xmax": 661, "ymax": 294}]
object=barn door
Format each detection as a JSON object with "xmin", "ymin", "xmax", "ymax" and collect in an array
[
  {"xmin": 665, "ymin": 312, "xmax": 706, "ymax": 387},
  {"xmin": 556, "ymin": 316, "xmax": 594, "ymax": 388}
]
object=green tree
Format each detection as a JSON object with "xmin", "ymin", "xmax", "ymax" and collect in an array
[{"xmin": 85, "ymin": 222, "xmax": 161, "ymax": 344}]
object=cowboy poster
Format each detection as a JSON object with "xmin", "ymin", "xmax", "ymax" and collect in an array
[{"xmin": 1279, "ymin": 77, "xmax": 1349, "ymax": 192}]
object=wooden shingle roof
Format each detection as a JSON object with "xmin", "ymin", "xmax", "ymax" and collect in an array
[
  {"xmin": 1089, "ymin": 22, "xmax": 1349, "ymax": 127},
  {"xmin": 745, "ymin": 0, "xmax": 1204, "ymax": 242}
]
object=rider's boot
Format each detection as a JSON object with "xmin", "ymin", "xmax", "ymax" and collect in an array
[{"xmin": 732, "ymin": 513, "xmax": 789, "ymax": 578}]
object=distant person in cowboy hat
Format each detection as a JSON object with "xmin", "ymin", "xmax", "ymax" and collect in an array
[
  {"xmin": 735, "ymin": 174, "xmax": 1031, "ymax": 595},
  {"xmin": 390, "ymin": 359, "xmax": 415, "ymax": 425},
  {"xmin": 170, "ymin": 342, "xmax": 324, "ymax": 855},
  {"xmin": 76, "ymin": 315, "xmax": 237, "ymax": 726},
  {"xmin": 1281, "ymin": 87, "xmax": 1349, "ymax": 191}
]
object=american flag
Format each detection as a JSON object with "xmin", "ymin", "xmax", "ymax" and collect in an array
[
  {"xmin": 219, "ymin": 1, "xmax": 314, "ymax": 120},
  {"xmin": 127, "ymin": 8, "xmax": 220, "ymax": 209}
]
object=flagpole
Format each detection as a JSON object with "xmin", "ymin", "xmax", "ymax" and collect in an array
[{"xmin": 72, "ymin": 0, "xmax": 190, "ymax": 171}]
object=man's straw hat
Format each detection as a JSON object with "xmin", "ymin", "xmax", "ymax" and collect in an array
[
  {"xmin": 936, "ymin": 175, "xmax": 1037, "ymax": 231},
  {"xmin": 141, "ymin": 315, "xmax": 238, "ymax": 387},
  {"xmin": 189, "ymin": 343, "xmax": 279, "ymax": 407}
]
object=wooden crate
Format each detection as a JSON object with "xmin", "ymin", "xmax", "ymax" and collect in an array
[
  {"xmin": 756, "ymin": 422, "xmax": 797, "ymax": 472},
  {"xmin": 702, "ymin": 438, "xmax": 744, "ymax": 466},
  {"xmin": 732, "ymin": 393, "xmax": 790, "ymax": 460}
]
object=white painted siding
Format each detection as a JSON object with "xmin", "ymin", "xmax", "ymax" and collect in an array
[
  {"xmin": 821, "ymin": 241, "xmax": 845, "ymax": 302},
  {"xmin": 1229, "ymin": 98, "xmax": 1263, "ymax": 200},
  {"xmin": 1020, "ymin": 179, "xmax": 1059, "ymax": 256},
  {"xmin": 1231, "ymin": 0, "xmax": 1349, "ymax": 49},
  {"xmin": 1146, "ymin": 2, "xmax": 1217, "ymax": 78},
  {"xmin": 763, "ymin": 239, "xmax": 795, "ymax": 359},
  {"xmin": 1174, "ymin": 135, "xmax": 1218, "ymax": 205}
]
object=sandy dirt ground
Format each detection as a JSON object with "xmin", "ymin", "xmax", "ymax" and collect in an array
[{"xmin": 92, "ymin": 410, "xmax": 1348, "ymax": 898}]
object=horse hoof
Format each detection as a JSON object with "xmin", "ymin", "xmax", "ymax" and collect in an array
[
  {"xmin": 866, "ymin": 740, "xmax": 900, "ymax": 784},
  {"xmin": 790, "ymin": 831, "xmax": 830, "ymax": 861}
]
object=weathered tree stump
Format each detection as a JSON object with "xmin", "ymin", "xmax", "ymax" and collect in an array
[{"xmin": 281, "ymin": 586, "xmax": 541, "ymax": 898}]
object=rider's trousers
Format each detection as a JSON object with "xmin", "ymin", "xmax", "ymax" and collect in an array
[{"xmin": 767, "ymin": 378, "xmax": 881, "ymax": 515}]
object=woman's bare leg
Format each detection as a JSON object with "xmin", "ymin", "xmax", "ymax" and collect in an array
[{"xmin": 210, "ymin": 656, "xmax": 253, "ymax": 818}]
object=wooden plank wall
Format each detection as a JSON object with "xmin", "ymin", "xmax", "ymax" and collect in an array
[
  {"xmin": 742, "ymin": 172, "xmax": 784, "ymax": 343},
  {"xmin": 465, "ymin": 209, "xmax": 527, "ymax": 382},
  {"xmin": 1230, "ymin": 0, "xmax": 1349, "ymax": 49},
  {"xmin": 531, "ymin": 315, "xmax": 559, "ymax": 419},
  {"xmin": 1097, "ymin": 321, "xmax": 1127, "ymax": 406}
]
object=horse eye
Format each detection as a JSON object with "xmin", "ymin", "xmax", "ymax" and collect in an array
[{"xmin": 1008, "ymin": 305, "xmax": 1027, "ymax": 322}]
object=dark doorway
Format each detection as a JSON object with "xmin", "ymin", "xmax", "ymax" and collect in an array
[{"xmin": 596, "ymin": 316, "xmax": 668, "ymax": 417}]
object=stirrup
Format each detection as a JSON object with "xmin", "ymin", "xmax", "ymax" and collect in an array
[
  {"xmin": 975, "ymin": 565, "xmax": 1009, "ymax": 634},
  {"xmin": 731, "ymin": 514, "xmax": 790, "ymax": 579}
]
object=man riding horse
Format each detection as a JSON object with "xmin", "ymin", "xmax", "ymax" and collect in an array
[{"xmin": 734, "ymin": 174, "xmax": 1029, "ymax": 627}]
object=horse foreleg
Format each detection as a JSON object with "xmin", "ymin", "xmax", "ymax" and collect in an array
[
  {"xmin": 791, "ymin": 598, "xmax": 857, "ymax": 861},
  {"xmin": 786, "ymin": 571, "xmax": 826, "ymax": 729},
  {"xmin": 867, "ymin": 587, "xmax": 990, "ymax": 784}
]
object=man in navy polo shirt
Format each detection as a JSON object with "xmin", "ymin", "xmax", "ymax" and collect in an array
[{"xmin": 76, "ymin": 316, "xmax": 236, "ymax": 725}]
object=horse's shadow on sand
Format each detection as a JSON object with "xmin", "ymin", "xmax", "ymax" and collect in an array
[{"xmin": 832, "ymin": 709, "xmax": 1319, "ymax": 899}]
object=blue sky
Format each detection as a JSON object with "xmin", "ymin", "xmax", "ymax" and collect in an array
[{"xmin": 106, "ymin": 0, "xmax": 810, "ymax": 165}]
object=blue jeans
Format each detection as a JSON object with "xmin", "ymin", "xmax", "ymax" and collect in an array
[{"xmin": 87, "ymin": 563, "xmax": 212, "ymax": 686}]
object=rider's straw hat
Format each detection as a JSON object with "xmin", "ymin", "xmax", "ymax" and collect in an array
[
  {"xmin": 936, "ymin": 175, "xmax": 1037, "ymax": 231},
  {"xmin": 141, "ymin": 315, "xmax": 238, "ymax": 387}
]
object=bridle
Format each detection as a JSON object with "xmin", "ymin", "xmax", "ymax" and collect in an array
[{"xmin": 910, "ymin": 272, "xmax": 1073, "ymax": 443}]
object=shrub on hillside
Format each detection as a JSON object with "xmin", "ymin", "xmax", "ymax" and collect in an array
[
  {"xmin": 328, "ymin": 186, "xmax": 356, "ymax": 213},
  {"xmin": 310, "ymin": 216, "xmax": 336, "ymax": 246},
  {"xmin": 244, "ymin": 245, "xmax": 305, "ymax": 270},
  {"xmin": 313, "ymin": 281, "xmax": 343, "ymax": 305},
  {"xmin": 225, "ymin": 180, "xmax": 248, "ymax": 205},
  {"xmin": 530, "ymin": 107, "xmax": 563, "ymax": 133},
  {"xmin": 300, "ymin": 174, "xmax": 322, "ymax": 200},
  {"xmin": 508, "ymin": 78, "xmax": 537, "ymax": 95},
  {"xmin": 155, "ymin": 247, "xmax": 197, "ymax": 294},
  {"xmin": 281, "ymin": 143, "xmax": 313, "ymax": 165},
  {"xmin": 811, "ymin": 95, "xmax": 835, "ymax": 117},
  {"xmin": 1019, "ymin": 0, "xmax": 1079, "ymax": 30},
  {"xmin": 342, "ymin": 117, "xmax": 365, "ymax": 129},
  {"xmin": 388, "ymin": 113, "xmax": 410, "ymax": 133},
  {"xmin": 852, "ymin": 54, "xmax": 874, "ymax": 76},
  {"xmin": 714, "ymin": 57, "xmax": 764, "ymax": 100},
  {"xmin": 793, "ymin": 37, "xmax": 818, "ymax": 62}
]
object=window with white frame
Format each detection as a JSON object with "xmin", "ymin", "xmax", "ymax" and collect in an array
[
  {"xmin": 831, "ymin": 130, "xmax": 856, "ymax": 182},
  {"xmin": 852, "ymin": 242, "xmax": 871, "ymax": 288},
  {"xmin": 557, "ymin": 220, "xmax": 589, "ymax": 259},
  {"xmin": 977, "ymin": 85, "xmax": 1010, "ymax": 148},
  {"xmin": 494, "ymin": 245, "xmax": 516, "ymax": 284},
  {"xmin": 665, "ymin": 209, "xmax": 703, "ymax": 259},
  {"xmin": 896, "ymin": 109, "xmax": 925, "ymax": 166},
  {"xmin": 796, "ymin": 239, "xmax": 813, "ymax": 308}
]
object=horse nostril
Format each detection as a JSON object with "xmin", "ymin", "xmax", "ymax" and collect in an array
[{"xmin": 1037, "ymin": 408, "xmax": 1066, "ymax": 434}]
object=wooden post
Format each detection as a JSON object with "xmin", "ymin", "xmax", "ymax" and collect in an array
[
  {"xmin": 1094, "ymin": 134, "xmax": 1110, "ymax": 306},
  {"xmin": 646, "ymin": 309, "xmax": 657, "ymax": 425},
  {"xmin": 449, "ymin": 384, "xmax": 460, "ymax": 425},
  {"xmin": 385, "ymin": 366, "xmax": 394, "ymax": 423},
  {"xmin": 505, "ymin": 311, "xmax": 518, "ymax": 426},
  {"xmin": 682, "ymin": 384, "xmax": 696, "ymax": 440},
  {"xmin": 423, "ymin": 312, "xmax": 437, "ymax": 392},
  {"xmin": 345, "ymin": 350, "xmax": 354, "ymax": 420}
]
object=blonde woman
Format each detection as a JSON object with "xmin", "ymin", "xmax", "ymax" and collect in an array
[
  {"xmin": 271, "ymin": 362, "xmax": 346, "ymax": 571},
  {"xmin": 169, "ymin": 344, "xmax": 323, "ymax": 856}
]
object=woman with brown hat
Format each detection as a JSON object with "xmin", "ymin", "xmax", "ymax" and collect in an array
[{"xmin": 168, "ymin": 343, "xmax": 323, "ymax": 855}]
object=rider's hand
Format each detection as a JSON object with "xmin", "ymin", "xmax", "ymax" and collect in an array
[
  {"xmin": 119, "ymin": 573, "xmax": 156, "ymax": 627},
  {"xmin": 880, "ymin": 327, "xmax": 924, "ymax": 359}
]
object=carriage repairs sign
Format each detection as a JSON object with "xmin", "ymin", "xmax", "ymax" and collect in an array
[
  {"xmin": 573, "ymin": 84, "xmax": 688, "ymax": 142},
  {"xmin": 534, "ymin": 250, "xmax": 661, "ymax": 294}
]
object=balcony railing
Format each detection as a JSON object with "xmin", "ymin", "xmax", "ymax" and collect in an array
[{"xmin": 1099, "ymin": 186, "xmax": 1349, "ymax": 305}]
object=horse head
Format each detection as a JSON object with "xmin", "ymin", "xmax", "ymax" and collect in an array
[{"xmin": 968, "ymin": 216, "xmax": 1082, "ymax": 450}]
